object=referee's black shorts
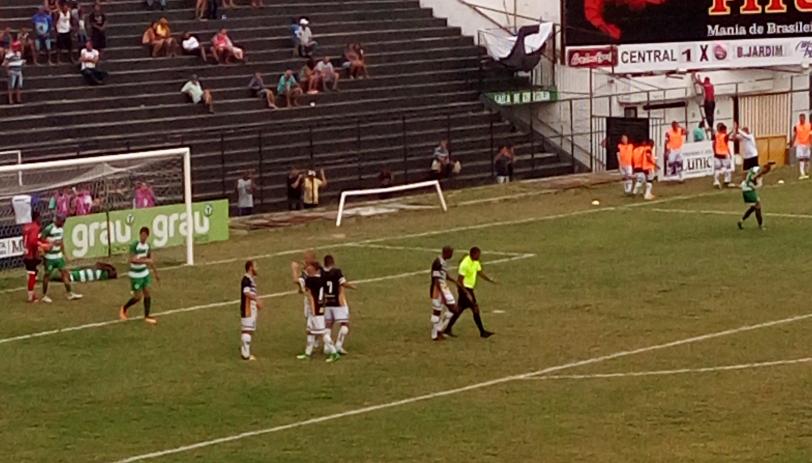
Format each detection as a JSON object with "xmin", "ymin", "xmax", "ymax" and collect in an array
[
  {"xmin": 457, "ymin": 287, "xmax": 477, "ymax": 311},
  {"xmin": 743, "ymin": 156, "xmax": 759, "ymax": 170}
]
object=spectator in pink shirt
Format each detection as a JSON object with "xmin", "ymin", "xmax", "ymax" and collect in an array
[
  {"xmin": 134, "ymin": 181, "xmax": 156, "ymax": 208},
  {"xmin": 74, "ymin": 186, "xmax": 94, "ymax": 215},
  {"xmin": 51, "ymin": 187, "xmax": 73, "ymax": 217}
]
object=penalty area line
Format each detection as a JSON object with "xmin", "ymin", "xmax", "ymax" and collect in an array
[
  {"xmin": 520, "ymin": 357, "xmax": 812, "ymax": 381},
  {"xmin": 0, "ymin": 254, "xmax": 534, "ymax": 346},
  {"xmin": 647, "ymin": 208, "xmax": 812, "ymax": 220},
  {"xmin": 110, "ymin": 311, "xmax": 812, "ymax": 463}
]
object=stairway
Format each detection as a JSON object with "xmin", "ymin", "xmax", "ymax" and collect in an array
[{"xmin": 0, "ymin": 0, "xmax": 573, "ymax": 210}]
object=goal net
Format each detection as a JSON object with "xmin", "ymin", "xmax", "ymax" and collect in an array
[
  {"xmin": 0, "ymin": 148, "xmax": 194, "ymax": 277},
  {"xmin": 335, "ymin": 180, "xmax": 447, "ymax": 227}
]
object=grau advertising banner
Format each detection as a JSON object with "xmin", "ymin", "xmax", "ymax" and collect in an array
[
  {"xmin": 563, "ymin": 0, "xmax": 812, "ymax": 71},
  {"xmin": 65, "ymin": 200, "xmax": 229, "ymax": 260}
]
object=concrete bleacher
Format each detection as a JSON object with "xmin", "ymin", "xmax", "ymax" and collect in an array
[{"xmin": 0, "ymin": 0, "xmax": 572, "ymax": 210}]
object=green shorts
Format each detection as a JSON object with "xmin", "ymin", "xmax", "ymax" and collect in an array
[
  {"xmin": 44, "ymin": 258, "xmax": 66, "ymax": 274},
  {"xmin": 130, "ymin": 274, "xmax": 152, "ymax": 292},
  {"xmin": 742, "ymin": 190, "xmax": 759, "ymax": 204}
]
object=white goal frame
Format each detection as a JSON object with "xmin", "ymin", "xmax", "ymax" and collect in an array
[
  {"xmin": 0, "ymin": 147, "xmax": 195, "ymax": 265},
  {"xmin": 335, "ymin": 180, "xmax": 447, "ymax": 227},
  {"xmin": 0, "ymin": 150, "xmax": 22, "ymax": 186}
]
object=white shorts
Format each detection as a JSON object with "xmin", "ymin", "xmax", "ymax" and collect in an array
[
  {"xmin": 303, "ymin": 296, "xmax": 311, "ymax": 319},
  {"xmin": 325, "ymin": 305, "xmax": 350, "ymax": 324},
  {"xmin": 619, "ymin": 166, "xmax": 633, "ymax": 178},
  {"xmin": 307, "ymin": 315, "xmax": 328, "ymax": 335},
  {"xmin": 241, "ymin": 314, "xmax": 257, "ymax": 332},
  {"xmin": 668, "ymin": 150, "xmax": 684, "ymax": 165},
  {"xmin": 796, "ymin": 146, "xmax": 811, "ymax": 160},
  {"xmin": 438, "ymin": 285, "xmax": 456, "ymax": 306},
  {"xmin": 714, "ymin": 157, "xmax": 732, "ymax": 171}
]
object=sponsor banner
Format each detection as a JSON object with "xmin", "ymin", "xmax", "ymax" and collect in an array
[
  {"xmin": 659, "ymin": 141, "xmax": 720, "ymax": 181},
  {"xmin": 485, "ymin": 89, "xmax": 558, "ymax": 106},
  {"xmin": 65, "ymin": 200, "xmax": 229, "ymax": 260},
  {"xmin": 0, "ymin": 236, "xmax": 24, "ymax": 259},
  {"xmin": 564, "ymin": 0, "xmax": 812, "ymax": 47},
  {"xmin": 566, "ymin": 47, "xmax": 617, "ymax": 68}
]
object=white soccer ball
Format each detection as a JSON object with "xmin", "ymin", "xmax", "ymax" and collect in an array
[
  {"xmin": 778, "ymin": 179, "xmax": 785, "ymax": 185},
  {"xmin": 591, "ymin": 200, "xmax": 600, "ymax": 206},
  {"xmin": 309, "ymin": 102, "xmax": 316, "ymax": 107}
]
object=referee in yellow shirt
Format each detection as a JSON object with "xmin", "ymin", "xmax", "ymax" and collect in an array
[{"xmin": 444, "ymin": 247, "xmax": 497, "ymax": 338}]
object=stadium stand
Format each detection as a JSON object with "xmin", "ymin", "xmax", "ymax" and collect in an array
[{"xmin": 0, "ymin": 0, "xmax": 572, "ymax": 211}]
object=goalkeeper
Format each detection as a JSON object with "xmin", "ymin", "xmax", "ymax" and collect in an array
[{"xmin": 49, "ymin": 262, "xmax": 119, "ymax": 283}]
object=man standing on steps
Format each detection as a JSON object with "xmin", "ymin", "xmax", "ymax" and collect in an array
[
  {"xmin": 694, "ymin": 74, "xmax": 716, "ymax": 134},
  {"xmin": 444, "ymin": 247, "xmax": 496, "ymax": 338}
]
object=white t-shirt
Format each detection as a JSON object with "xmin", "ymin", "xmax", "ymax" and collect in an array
[
  {"xmin": 315, "ymin": 61, "xmax": 334, "ymax": 75},
  {"xmin": 182, "ymin": 36, "xmax": 199, "ymax": 51},
  {"xmin": 737, "ymin": 131, "xmax": 758, "ymax": 159},
  {"xmin": 300, "ymin": 27, "xmax": 313, "ymax": 45},
  {"xmin": 237, "ymin": 178, "xmax": 254, "ymax": 208},
  {"xmin": 56, "ymin": 11, "xmax": 72, "ymax": 34},
  {"xmin": 80, "ymin": 48, "xmax": 99, "ymax": 70}
]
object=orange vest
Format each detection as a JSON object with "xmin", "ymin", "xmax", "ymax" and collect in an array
[
  {"xmin": 618, "ymin": 143, "xmax": 634, "ymax": 167},
  {"xmin": 666, "ymin": 128, "xmax": 684, "ymax": 150},
  {"xmin": 632, "ymin": 146, "xmax": 645, "ymax": 169},
  {"xmin": 795, "ymin": 122, "xmax": 811, "ymax": 146},
  {"xmin": 642, "ymin": 147, "xmax": 656, "ymax": 170},
  {"xmin": 714, "ymin": 133, "xmax": 730, "ymax": 156}
]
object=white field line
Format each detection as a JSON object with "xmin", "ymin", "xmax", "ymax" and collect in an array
[
  {"xmin": 648, "ymin": 207, "xmax": 812, "ymax": 220},
  {"xmin": 0, "ymin": 188, "xmax": 720, "ymax": 296},
  {"xmin": 347, "ymin": 243, "xmax": 526, "ymax": 257},
  {"xmin": 0, "ymin": 254, "xmax": 534, "ymax": 346},
  {"xmin": 110, "ymin": 312, "xmax": 812, "ymax": 463},
  {"xmin": 520, "ymin": 357, "xmax": 812, "ymax": 381}
]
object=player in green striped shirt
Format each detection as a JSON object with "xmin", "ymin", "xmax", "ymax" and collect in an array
[
  {"xmin": 119, "ymin": 227, "xmax": 160, "ymax": 325},
  {"xmin": 738, "ymin": 161, "xmax": 774, "ymax": 230},
  {"xmin": 40, "ymin": 215, "xmax": 83, "ymax": 303}
]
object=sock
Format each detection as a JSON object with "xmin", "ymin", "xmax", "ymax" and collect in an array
[
  {"xmin": 144, "ymin": 297, "xmax": 152, "ymax": 317},
  {"xmin": 624, "ymin": 180, "xmax": 633, "ymax": 194},
  {"xmin": 64, "ymin": 282, "xmax": 72, "ymax": 293},
  {"xmin": 742, "ymin": 206, "xmax": 756, "ymax": 221},
  {"xmin": 724, "ymin": 169, "xmax": 732, "ymax": 184},
  {"xmin": 445, "ymin": 310, "xmax": 462, "ymax": 333},
  {"xmin": 305, "ymin": 335, "xmax": 315, "ymax": 355},
  {"xmin": 472, "ymin": 312, "xmax": 487, "ymax": 335},
  {"xmin": 323, "ymin": 333, "xmax": 337, "ymax": 355},
  {"xmin": 240, "ymin": 333, "xmax": 251, "ymax": 359},
  {"xmin": 645, "ymin": 182, "xmax": 653, "ymax": 196},
  {"xmin": 801, "ymin": 162, "xmax": 807, "ymax": 177},
  {"xmin": 336, "ymin": 325, "xmax": 349, "ymax": 349},
  {"xmin": 713, "ymin": 170, "xmax": 721, "ymax": 185},
  {"xmin": 756, "ymin": 208, "xmax": 763, "ymax": 226},
  {"xmin": 42, "ymin": 279, "xmax": 49, "ymax": 296},
  {"xmin": 27, "ymin": 273, "xmax": 36, "ymax": 291},
  {"xmin": 431, "ymin": 314, "xmax": 441, "ymax": 340},
  {"xmin": 123, "ymin": 297, "xmax": 138, "ymax": 312}
]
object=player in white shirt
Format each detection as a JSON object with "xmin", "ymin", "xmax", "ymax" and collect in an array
[
  {"xmin": 322, "ymin": 255, "xmax": 355, "ymax": 354},
  {"xmin": 240, "ymin": 260, "xmax": 261, "ymax": 361},
  {"xmin": 429, "ymin": 246, "xmax": 458, "ymax": 340}
]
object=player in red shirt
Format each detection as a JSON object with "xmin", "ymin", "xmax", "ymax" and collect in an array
[{"xmin": 22, "ymin": 211, "xmax": 43, "ymax": 303}]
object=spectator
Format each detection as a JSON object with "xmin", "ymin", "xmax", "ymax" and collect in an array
[
  {"xmin": 17, "ymin": 28, "xmax": 38, "ymax": 65},
  {"xmin": 301, "ymin": 169, "xmax": 326, "ymax": 209},
  {"xmin": 211, "ymin": 28, "xmax": 244, "ymax": 63},
  {"xmin": 298, "ymin": 58, "xmax": 319, "ymax": 94},
  {"xmin": 347, "ymin": 42, "xmax": 368, "ymax": 79},
  {"xmin": 693, "ymin": 121, "xmax": 706, "ymax": 142},
  {"xmin": 32, "ymin": 7, "xmax": 54, "ymax": 65},
  {"xmin": 203, "ymin": 0, "xmax": 218, "ymax": 21},
  {"xmin": 88, "ymin": 3, "xmax": 107, "ymax": 54},
  {"xmin": 236, "ymin": 170, "xmax": 256, "ymax": 216},
  {"xmin": 181, "ymin": 32, "xmax": 207, "ymax": 61},
  {"xmin": 145, "ymin": 0, "xmax": 167, "ymax": 11},
  {"xmin": 72, "ymin": 4, "xmax": 88, "ymax": 54},
  {"xmin": 431, "ymin": 139, "xmax": 451, "ymax": 178},
  {"xmin": 0, "ymin": 28, "xmax": 12, "ymax": 55},
  {"xmin": 3, "ymin": 42, "xmax": 25, "ymax": 105},
  {"xmin": 74, "ymin": 186, "xmax": 93, "ymax": 215},
  {"xmin": 694, "ymin": 74, "xmax": 716, "ymax": 132},
  {"xmin": 286, "ymin": 168, "xmax": 303, "ymax": 210},
  {"xmin": 153, "ymin": 18, "xmax": 178, "ymax": 57},
  {"xmin": 248, "ymin": 72, "xmax": 278, "ymax": 109},
  {"xmin": 494, "ymin": 143, "xmax": 515, "ymax": 183},
  {"xmin": 289, "ymin": 17, "xmax": 301, "ymax": 57},
  {"xmin": 378, "ymin": 168, "xmax": 394, "ymax": 199},
  {"xmin": 315, "ymin": 56, "xmax": 340, "ymax": 91},
  {"xmin": 45, "ymin": 0, "xmax": 60, "ymax": 21},
  {"xmin": 55, "ymin": 3, "xmax": 74, "ymax": 63},
  {"xmin": 133, "ymin": 181, "xmax": 156, "ymax": 208},
  {"xmin": 195, "ymin": 0, "xmax": 207, "ymax": 21},
  {"xmin": 79, "ymin": 40, "xmax": 107, "ymax": 85},
  {"xmin": 276, "ymin": 69, "xmax": 302, "ymax": 107},
  {"xmin": 141, "ymin": 22, "xmax": 161, "ymax": 56},
  {"xmin": 298, "ymin": 18, "xmax": 317, "ymax": 57},
  {"xmin": 181, "ymin": 74, "xmax": 214, "ymax": 113},
  {"xmin": 51, "ymin": 187, "xmax": 73, "ymax": 217}
]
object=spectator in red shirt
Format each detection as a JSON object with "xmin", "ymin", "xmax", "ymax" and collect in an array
[
  {"xmin": 22, "ymin": 211, "xmax": 43, "ymax": 303},
  {"xmin": 694, "ymin": 74, "xmax": 716, "ymax": 133}
]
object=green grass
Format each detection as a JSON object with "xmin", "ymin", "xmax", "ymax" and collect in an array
[{"xmin": 1, "ymin": 169, "xmax": 811, "ymax": 462}]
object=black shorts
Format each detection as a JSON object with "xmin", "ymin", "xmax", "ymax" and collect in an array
[
  {"xmin": 743, "ymin": 157, "xmax": 759, "ymax": 170},
  {"xmin": 56, "ymin": 32, "xmax": 72, "ymax": 50},
  {"xmin": 23, "ymin": 257, "xmax": 41, "ymax": 273},
  {"xmin": 457, "ymin": 287, "xmax": 477, "ymax": 311}
]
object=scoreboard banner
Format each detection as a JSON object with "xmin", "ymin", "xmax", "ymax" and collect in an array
[{"xmin": 563, "ymin": 0, "xmax": 812, "ymax": 71}]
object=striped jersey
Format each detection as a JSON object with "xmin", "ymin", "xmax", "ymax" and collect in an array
[
  {"xmin": 240, "ymin": 274, "xmax": 257, "ymax": 318},
  {"xmin": 40, "ymin": 223, "xmax": 64, "ymax": 261},
  {"xmin": 741, "ymin": 166, "xmax": 761, "ymax": 192},
  {"xmin": 128, "ymin": 240, "xmax": 151, "ymax": 279}
]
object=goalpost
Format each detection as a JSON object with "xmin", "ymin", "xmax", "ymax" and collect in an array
[
  {"xmin": 335, "ymin": 180, "xmax": 448, "ymax": 227},
  {"xmin": 0, "ymin": 147, "xmax": 195, "ymax": 270}
]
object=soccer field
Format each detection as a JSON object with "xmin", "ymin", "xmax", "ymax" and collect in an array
[{"xmin": 2, "ymin": 171, "xmax": 811, "ymax": 463}]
